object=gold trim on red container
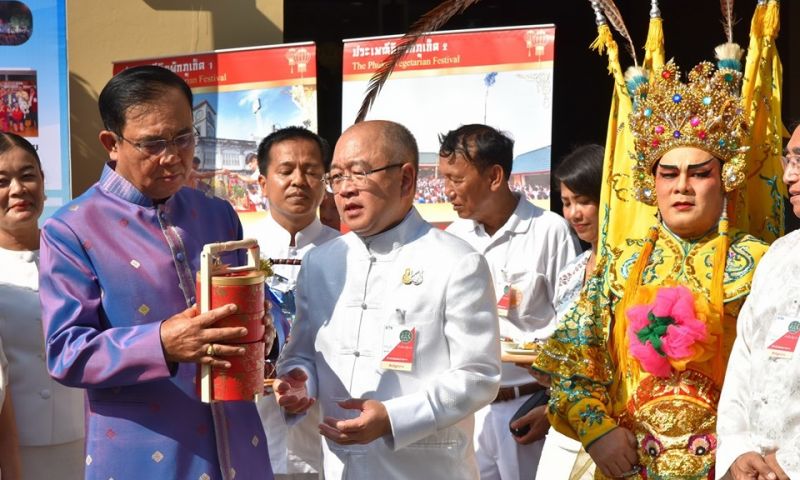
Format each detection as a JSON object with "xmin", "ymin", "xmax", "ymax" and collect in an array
[{"xmin": 195, "ymin": 270, "xmax": 265, "ymax": 286}]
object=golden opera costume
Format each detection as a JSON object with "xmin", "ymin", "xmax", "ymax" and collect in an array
[{"xmin": 534, "ymin": 1, "xmax": 785, "ymax": 478}]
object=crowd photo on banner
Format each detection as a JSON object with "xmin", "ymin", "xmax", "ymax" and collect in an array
[{"xmin": 1, "ymin": 1, "xmax": 799, "ymax": 480}]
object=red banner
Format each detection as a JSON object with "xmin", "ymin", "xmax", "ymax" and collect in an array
[
  {"xmin": 343, "ymin": 26, "xmax": 554, "ymax": 78},
  {"xmin": 114, "ymin": 44, "xmax": 319, "ymax": 232},
  {"xmin": 114, "ymin": 43, "xmax": 317, "ymax": 90}
]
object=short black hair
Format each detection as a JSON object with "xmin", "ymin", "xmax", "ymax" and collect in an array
[
  {"xmin": 554, "ymin": 144, "xmax": 604, "ymax": 203},
  {"xmin": 98, "ymin": 65, "xmax": 193, "ymax": 135},
  {"xmin": 256, "ymin": 126, "xmax": 331, "ymax": 175},
  {"xmin": 0, "ymin": 131, "xmax": 43, "ymax": 176},
  {"xmin": 438, "ymin": 124, "xmax": 514, "ymax": 179}
]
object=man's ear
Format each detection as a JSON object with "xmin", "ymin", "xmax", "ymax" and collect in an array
[
  {"xmin": 488, "ymin": 164, "xmax": 506, "ymax": 191},
  {"xmin": 257, "ymin": 174, "xmax": 268, "ymax": 197},
  {"xmin": 400, "ymin": 163, "xmax": 417, "ymax": 198},
  {"xmin": 99, "ymin": 130, "xmax": 120, "ymax": 160}
]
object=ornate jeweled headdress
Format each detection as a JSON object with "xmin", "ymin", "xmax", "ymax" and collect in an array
[{"xmin": 628, "ymin": 46, "xmax": 749, "ymax": 205}]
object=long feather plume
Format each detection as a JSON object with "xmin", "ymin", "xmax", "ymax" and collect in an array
[
  {"xmin": 720, "ymin": 0, "xmax": 735, "ymax": 43},
  {"xmin": 591, "ymin": 0, "xmax": 638, "ymax": 67},
  {"xmin": 354, "ymin": 0, "xmax": 482, "ymax": 123}
]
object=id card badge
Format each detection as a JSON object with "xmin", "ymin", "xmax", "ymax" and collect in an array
[
  {"xmin": 765, "ymin": 315, "xmax": 800, "ymax": 359},
  {"xmin": 381, "ymin": 309, "xmax": 416, "ymax": 372},
  {"xmin": 497, "ymin": 284, "xmax": 521, "ymax": 317}
]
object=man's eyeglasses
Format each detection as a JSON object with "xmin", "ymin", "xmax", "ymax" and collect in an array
[
  {"xmin": 324, "ymin": 162, "xmax": 404, "ymax": 194},
  {"xmin": 117, "ymin": 131, "xmax": 198, "ymax": 156},
  {"xmin": 781, "ymin": 154, "xmax": 800, "ymax": 175}
]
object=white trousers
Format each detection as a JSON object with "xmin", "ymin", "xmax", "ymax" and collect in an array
[
  {"xmin": 535, "ymin": 426, "xmax": 584, "ymax": 479},
  {"xmin": 474, "ymin": 395, "xmax": 544, "ymax": 480}
]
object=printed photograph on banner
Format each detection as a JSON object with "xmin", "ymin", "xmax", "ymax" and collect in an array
[
  {"xmin": 0, "ymin": 1, "xmax": 33, "ymax": 46},
  {"xmin": 342, "ymin": 26, "xmax": 554, "ymax": 226},
  {"xmin": 192, "ymin": 85, "xmax": 317, "ymax": 214},
  {"xmin": 1, "ymin": 69, "xmax": 38, "ymax": 137},
  {"xmin": 114, "ymin": 44, "xmax": 318, "ymax": 232},
  {"xmin": 1, "ymin": 0, "xmax": 69, "ymax": 219}
]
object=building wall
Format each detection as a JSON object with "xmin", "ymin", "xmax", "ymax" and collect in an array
[{"xmin": 67, "ymin": 0, "xmax": 283, "ymax": 197}]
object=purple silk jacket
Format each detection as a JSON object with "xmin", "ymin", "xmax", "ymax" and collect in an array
[{"xmin": 39, "ymin": 164, "xmax": 272, "ymax": 480}]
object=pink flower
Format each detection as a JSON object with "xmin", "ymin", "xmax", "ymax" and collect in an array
[{"xmin": 626, "ymin": 285, "xmax": 709, "ymax": 377}]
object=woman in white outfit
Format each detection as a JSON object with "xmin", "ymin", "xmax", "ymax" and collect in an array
[
  {"xmin": 0, "ymin": 132, "xmax": 84, "ymax": 480},
  {"xmin": 0, "ymin": 337, "xmax": 22, "ymax": 478},
  {"xmin": 534, "ymin": 144, "xmax": 603, "ymax": 480}
]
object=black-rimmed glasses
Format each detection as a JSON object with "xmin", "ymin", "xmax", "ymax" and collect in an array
[{"xmin": 324, "ymin": 163, "xmax": 404, "ymax": 193}]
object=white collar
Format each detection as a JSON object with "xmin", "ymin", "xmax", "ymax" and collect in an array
[
  {"xmin": 469, "ymin": 194, "xmax": 537, "ymax": 240},
  {"xmin": 265, "ymin": 213, "xmax": 325, "ymax": 250}
]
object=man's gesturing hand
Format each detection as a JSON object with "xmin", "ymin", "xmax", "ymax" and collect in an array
[
  {"xmin": 275, "ymin": 368, "xmax": 315, "ymax": 414},
  {"xmin": 319, "ymin": 398, "xmax": 391, "ymax": 445}
]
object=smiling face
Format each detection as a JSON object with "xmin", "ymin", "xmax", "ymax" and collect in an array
[
  {"xmin": 330, "ymin": 122, "xmax": 415, "ymax": 237},
  {"xmin": 654, "ymin": 147, "xmax": 725, "ymax": 239},
  {"xmin": 258, "ymin": 138, "xmax": 326, "ymax": 232},
  {"xmin": 560, "ymin": 182, "xmax": 599, "ymax": 245},
  {"xmin": 0, "ymin": 146, "xmax": 45, "ymax": 236},
  {"xmin": 782, "ymin": 126, "xmax": 800, "ymax": 218},
  {"xmin": 99, "ymin": 87, "xmax": 195, "ymax": 201}
]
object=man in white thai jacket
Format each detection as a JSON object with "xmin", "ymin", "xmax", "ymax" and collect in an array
[
  {"xmin": 716, "ymin": 124, "xmax": 800, "ymax": 480},
  {"xmin": 440, "ymin": 124, "xmax": 579, "ymax": 480},
  {"xmin": 275, "ymin": 120, "xmax": 501, "ymax": 480},
  {"xmin": 245, "ymin": 127, "xmax": 340, "ymax": 479}
]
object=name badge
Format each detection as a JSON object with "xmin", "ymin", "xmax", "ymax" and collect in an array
[
  {"xmin": 497, "ymin": 284, "xmax": 521, "ymax": 317},
  {"xmin": 765, "ymin": 314, "xmax": 800, "ymax": 359},
  {"xmin": 381, "ymin": 309, "xmax": 416, "ymax": 371}
]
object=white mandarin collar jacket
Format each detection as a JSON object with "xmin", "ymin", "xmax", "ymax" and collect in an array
[
  {"xmin": 278, "ymin": 208, "xmax": 501, "ymax": 479},
  {"xmin": 716, "ymin": 229, "xmax": 800, "ymax": 479}
]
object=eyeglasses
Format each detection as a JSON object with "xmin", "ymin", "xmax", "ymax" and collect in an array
[
  {"xmin": 117, "ymin": 131, "xmax": 198, "ymax": 156},
  {"xmin": 324, "ymin": 162, "xmax": 404, "ymax": 193},
  {"xmin": 781, "ymin": 154, "xmax": 800, "ymax": 175}
]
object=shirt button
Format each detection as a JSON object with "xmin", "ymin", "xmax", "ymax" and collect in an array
[
  {"xmin": 176, "ymin": 252, "xmax": 185, "ymax": 262},
  {"xmin": 159, "ymin": 211, "xmax": 167, "ymax": 221},
  {"xmin": 361, "ymin": 303, "xmax": 367, "ymax": 310},
  {"xmin": 369, "ymin": 256, "xmax": 376, "ymax": 263},
  {"xmin": 288, "ymin": 247, "xmax": 297, "ymax": 257},
  {"xmin": 354, "ymin": 351, "xmax": 360, "ymax": 357},
  {"xmin": 40, "ymin": 389, "xmax": 51, "ymax": 399},
  {"xmin": 190, "ymin": 296, "xmax": 196, "ymax": 304}
]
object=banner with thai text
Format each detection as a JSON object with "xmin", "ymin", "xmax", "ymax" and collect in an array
[
  {"xmin": 0, "ymin": 0, "xmax": 69, "ymax": 219},
  {"xmin": 114, "ymin": 43, "xmax": 318, "ymax": 231},
  {"xmin": 342, "ymin": 26, "xmax": 554, "ymax": 224}
]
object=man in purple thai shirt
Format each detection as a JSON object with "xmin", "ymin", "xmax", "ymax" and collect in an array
[{"xmin": 39, "ymin": 65, "xmax": 274, "ymax": 480}]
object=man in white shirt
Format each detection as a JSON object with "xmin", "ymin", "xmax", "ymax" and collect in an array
[
  {"xmin": 439, "ymin": 124, "xmax": 579, "ymax": 480},
  {"xmin": 274, "ymin": 120, "xmax": 501, "ymax": 479},
  {"xmin": 245, "ymin": 127, "xmax": 340, "ymax": 480},
  {"xmin": 716, "ymin": 124, "xmax": 800, "ymax": 480}
]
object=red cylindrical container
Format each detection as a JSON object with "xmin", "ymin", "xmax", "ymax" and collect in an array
[
  {"xmin": 195, "ymin": 271, "xmax": 265, "ymax": 343},
  {"xmin": 196, "ymin": 270, "xmax": 265, "ymax": 401},
  {"xmin": 200, "ymin": 341, "xmax": 265, "ymax": 401}
]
